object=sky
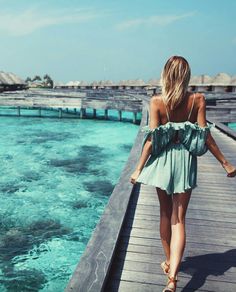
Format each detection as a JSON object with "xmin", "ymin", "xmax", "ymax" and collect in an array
[{"xmin": 0, "ymin": 0, "xmax": 236, "ymax": 83}]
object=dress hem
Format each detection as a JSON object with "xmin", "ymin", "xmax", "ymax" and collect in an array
[{"xmin": 137, "ymin": 181, "xmax": 198, "ymax": 195}]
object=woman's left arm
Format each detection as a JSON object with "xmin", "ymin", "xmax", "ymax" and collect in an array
[{"xmin": 130, "ymin": 97, "xmax": 160, "ymax": 184}]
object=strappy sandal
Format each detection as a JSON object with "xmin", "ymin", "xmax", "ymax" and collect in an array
[
  {"xmin": 161, "ymin": 261, "xmax": 179, "ymax": 281},
  {"xmin": 162, "ymin": 275, "xmax": 178, "ymax": 292},
  {"xmin": 160, "ymin": 261, "xmax": 170, "ymax": 275}
]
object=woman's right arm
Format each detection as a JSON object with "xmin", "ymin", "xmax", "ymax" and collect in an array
[
  {"xmin": 197, "ymin": 94, "xmax": 236, "ymax": 177},
  {"xmin": 130, "ymin": 96, "xmax": 159, "ymax": 184}
]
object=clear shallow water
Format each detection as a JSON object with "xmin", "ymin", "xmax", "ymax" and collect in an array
[
  {"xmin": 0, "ymin": 114, "xmax": 139, "ymax": 291},
  {"xmin": 227, "ymin": 122, "xmax": 236, "ymax": 131}
]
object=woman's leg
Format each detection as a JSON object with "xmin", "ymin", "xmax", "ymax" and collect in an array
[
  {"xmin": 169, "ymin": 190, "xmax": 192, "ymax": 279},
  {"xmin": 156, "ymin": 187, "xmax": 173, "ymax": 264}
]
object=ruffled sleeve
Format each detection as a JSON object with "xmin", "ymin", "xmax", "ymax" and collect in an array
[
  {"xmin": 140, "ymin": 125, "xmax": 175, "ymax": 156},
  {"xmin": 179, "ymin": 122, "xmax": 214, "ymax": 156}
]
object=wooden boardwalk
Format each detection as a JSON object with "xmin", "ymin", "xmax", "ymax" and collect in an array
[{"xmin": 105, "ymin": 126, "xmax": 236, "ymax": 292}]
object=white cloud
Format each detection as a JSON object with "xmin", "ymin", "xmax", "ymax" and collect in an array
[
  {"xmin": 0, "ymin": 7, "xmax": 100, "ymax": 36},
  {"xmin": 116, "ymin": 12, "xmax": 196, "ymax": 31}
]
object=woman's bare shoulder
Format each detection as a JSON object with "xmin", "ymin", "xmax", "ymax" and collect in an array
[
  {"xmin": 150, "ymin": 94, "xmax": 162, "ymax": 105},
  {"xmin": 192, "ymin": 92, "xmax": 206, "ymax": 107}
]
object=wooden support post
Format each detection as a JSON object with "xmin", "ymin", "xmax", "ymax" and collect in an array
[
  {"xmin": 74, "ymin": 108, "xmax": 77, "ymax": 113},
  {"xmin": 80, "ymin": 108, "xmax": 86, "ymax": 119},
  {"xmin": 93, "ymin": 109, "xmax": 96, "ymax": 118},
  {"xmin": 118, "ymin": 110, "xmax": 122, "ymax": 121},
  {"xmin": 59, "ymin": 108, "xmax": 62, "ymax": 118},
  {"xmin": 104, "ymin": 109, "xmax": 108, "ymax": 119},
  {"xmin": 38, "ymin": 107, "xmax": 42, "ymax": 117},
  {"xmin": 17, "ymin": 106, "xmax": 21, "ymax": 116},
  {"xmin": 66, "ymin": 108, "xmax": 69, "ymax": 113},
  {"xmin": 133, "ymin": 112, "xmax": 137, "ymax": 124}
]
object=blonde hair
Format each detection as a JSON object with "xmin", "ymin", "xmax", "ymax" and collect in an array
[{"xmin": 161, "ymin": 56, "xmax": 191, "ymax": 110}]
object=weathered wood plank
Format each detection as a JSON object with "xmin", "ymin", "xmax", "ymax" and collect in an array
[
  {"xmin": 124, "ymin": 217, "xmax": 236, "ymax": 230},
  {"xmin": 107, "ymin": 269, "xmax": 236, "ymax": 291},
  {"xmin": 119, "ymin": 235, "xmax": 235, "ymax": 250},
  {"xmin": 110, "ymin": 259, "xmax": 236, "ymax": 281}
]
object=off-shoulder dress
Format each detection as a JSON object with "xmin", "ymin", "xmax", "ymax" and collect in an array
[{"xmin": 136, "ymin": 94, "xmax": 214, "ymax": 195}]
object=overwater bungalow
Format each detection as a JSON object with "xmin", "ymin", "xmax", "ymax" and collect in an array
[
  {"xmin": 211, "ymin": 73, "xmax": 233, "ymax": 92},
  {"xmin": 231, "ymin": 76, "xmax": 236, "ymax": 92},
  {"xmin": 0, "ymin": 71, "xmax": 26, "ymax": 92},
  {"xmin": 54, "ymin": 73, "xmax": 236, "ymax": 94}
]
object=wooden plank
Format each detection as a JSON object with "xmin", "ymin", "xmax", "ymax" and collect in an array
[
  {"xmin": 117, "ymin": 242, "xmax": 236, "ymax": 258},
  {"xmin": 106, "ymin": 280, "xmax": 165, "ymax": 292},
  {"xmin": 124, "ymin": 217, "xmax": 236, "ymax": 230},
  {"xmin": 119, "ymin": 235, "xmax": 235, "ymax": 250},
  {"xmin": 108, "ymin": 269, "xmax": 236, "ymax": 291},
  {"xmin": 110, "ymin": 259, "xmax": 236, "ymax": 281}
]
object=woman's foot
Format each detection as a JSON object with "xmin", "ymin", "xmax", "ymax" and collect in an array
[
  {"xmin": 222, "ymin": 161, "xmax": 236, "ymax": 177},
  {"xmin": 160, "ymin": 261, "xmax": 170, "ymax": 275},
  {"xmin": 162, "ymin": 275, "xmax": 178, "ymax": 292}
]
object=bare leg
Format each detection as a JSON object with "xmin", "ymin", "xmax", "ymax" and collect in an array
[
  {"xmin": 156, "ymin": 187, "xmax": 173, "ymax": 264},
  {"xmin": 169, "ymin": 190, "xmax": 191, "ymax": 280}
]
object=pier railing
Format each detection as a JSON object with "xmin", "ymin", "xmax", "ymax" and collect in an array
[
  {"xmin": 0, "ymin": 93, "xmax": 143, "ymax": 123},
  {"xmin": 65, "ymin": 98, "xmax": 149, "ymax": 292}
]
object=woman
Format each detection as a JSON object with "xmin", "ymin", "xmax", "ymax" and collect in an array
[{"xmin": 130, "ymin": 56, "xmax": 236, "ymax": 292}]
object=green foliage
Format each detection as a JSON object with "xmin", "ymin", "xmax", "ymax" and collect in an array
[
  {"xmin": 25, "ymin": 77, "xmax": 32, "ymax": 83},
  {"xmin": 26, "ymin": 74, "xmax": 54, "ymax": 88},
  {"xmin": 32, "ymin": 75, "xmax": 42, "ymax": 82}
]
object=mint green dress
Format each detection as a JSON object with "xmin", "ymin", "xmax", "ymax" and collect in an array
[{"xmin": 136, "ymin": 95, "xmax": 214, "ymax": 195}]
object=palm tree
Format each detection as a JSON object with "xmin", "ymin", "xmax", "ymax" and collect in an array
[
  {"xmin": 43, "ymin": 74, "xmax": 53, "ymax": 88},
  {"xmin": 25, "ymin": 77, "xmax": 32, "ymax": 83},
  {"xmin": 32, "ymin": 75, "xmax": 42, "ymax": 82}
]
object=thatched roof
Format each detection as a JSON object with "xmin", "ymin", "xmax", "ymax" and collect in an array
[
  {"xmin": 91, "ymin": 81, "xmax": 99, "ymax": 86},
  {"xmin": 8, "ymin": 72, "xmax": 25, "ymax": 84},
  {"xmin": 103, "ymin": 80, "xmax": 114, "ymax": 86},
  {"xmin": 201, "ymin": 75, "xmax": 212, "ymax": 84},
  {"xmin": 79, "ymin": 81, "xmax": 89, "ymax": 86},
  {"xmin": 212, "ymin": 73, "xmax": 231, "ymax": 85},
  {"xmin": 59, "ymin": 73, "xmax": 236, "ymax": 88},
  {"xmin": 133, "ymin": 79, "xmax": 146, "ymax": 86},
  {"xmin": 0, "ymin": 71, "xmax": 25, "ymax": 85},
  {"xmin": 66, "ymin": 81, "xmax": 79, "ymax": 86},
  {"xmin": 147, "ymin": 79, "xmax": 160, "ymax": 86},
  {"xmin": 0, "ymin": 72, "xmax": 14, "ymax": 84},
  {"xmin": 118, "ymin": 80, "xmax": 126, "ymax": 86},
  {"xmin": 189, "ymin": 75, "xmax": 202, "ymax": 85},
  {"xmin": 54, "ymin": 82, "xmax": 65, "ymax": 87},
  {"xmin": 230, "ymin": 76, "xmax": 236, "ymax": 85}
]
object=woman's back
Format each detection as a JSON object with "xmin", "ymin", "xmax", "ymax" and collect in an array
[{"xmin": 152, "ymin": 92, "xmax": 200, "ymax": 126}]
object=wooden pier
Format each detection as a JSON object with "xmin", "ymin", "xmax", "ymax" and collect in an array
[
  {"xmin": 0, "ymin": 92, "xmax": 143, "ymax": 123},
  {"xmin": 105, "ymin": 125, "xmax": 236, "ymax": 291}
]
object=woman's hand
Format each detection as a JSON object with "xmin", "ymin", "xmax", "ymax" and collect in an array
[
  {"xmin": 222, "ymin": 161, "xmax": 236, "ymax": 177},
  {"xmin": 130, "ymin": 169, "xmax": 141, "ymax": 184}
]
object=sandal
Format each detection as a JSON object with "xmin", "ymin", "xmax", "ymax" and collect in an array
[
  {"xmin": 160, "ymin": 261, "xmax": 170, "ymax": 275},
  {"xmin": 162, "ymin": 275, "xmax": 178, "ymax": 292}
]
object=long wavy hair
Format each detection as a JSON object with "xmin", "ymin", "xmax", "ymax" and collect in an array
[{"xmin": 161, "ymin": 56, "xmax": 191, "ymax": 110}]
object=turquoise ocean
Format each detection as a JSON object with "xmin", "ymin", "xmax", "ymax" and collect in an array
[
  {"xmin": 0, "ymin": 108, "xmax": 139, "ymax": 291},
  {"xmin": 228, "ymin": 122, "xmax": 236, "ymax": 131}
]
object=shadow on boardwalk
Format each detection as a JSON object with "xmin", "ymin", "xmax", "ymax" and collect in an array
[{"xmin": 180, "ymin": 249, "xmax": 236, "ymax": 291}]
